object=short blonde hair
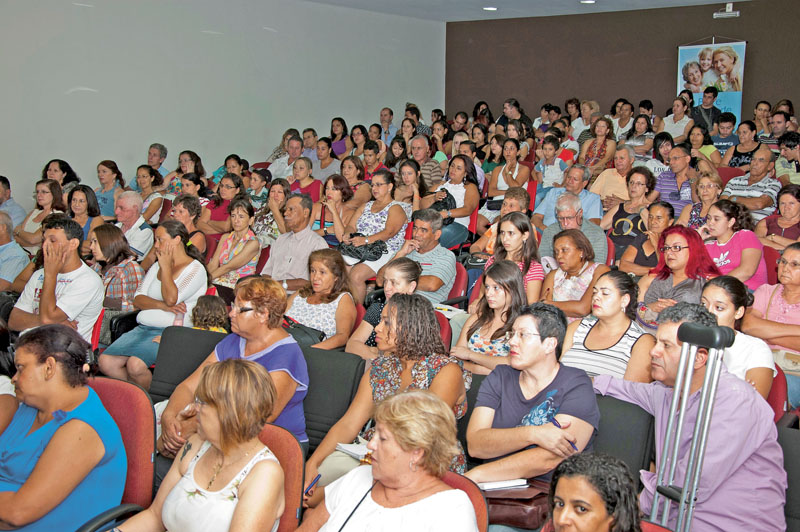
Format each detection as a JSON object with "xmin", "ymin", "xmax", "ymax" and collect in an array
[
  {"xmin": 373, "ymin": 390, "xmax": 459, "ymax": 478},
  {"xmin": 196, "ymin": 359, "xmax": 276, "ymax": 454}
]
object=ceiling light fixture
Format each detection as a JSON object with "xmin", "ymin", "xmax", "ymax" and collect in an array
[
  {"xmin": 483, "ymin": 6, "xmax": 498, "ymax": 11},
  {"xmin": 580, "ymin": 0, "xmax": 596, "ymax": 4}
]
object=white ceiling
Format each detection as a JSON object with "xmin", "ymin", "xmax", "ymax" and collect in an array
[{"xmin": 303, "ymin": 0, "xmax": 748, "ymax": 23}]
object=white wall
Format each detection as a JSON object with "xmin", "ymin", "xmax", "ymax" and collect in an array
[{"xmin": 0, "ymin": 0, "xmax": 445, "ymax": 210}]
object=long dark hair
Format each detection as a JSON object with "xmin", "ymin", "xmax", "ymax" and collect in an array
[
  {"xmin": 448, "ymin": 154, "xmax": 479, "ymax": 189},
  {"xmin": 467, "ymin": 260, "xmax": 527, "ymax": 341},
  {"xmin": 92, "ymin": 224, "xmax": 136, "ymax": 273},
  {"xmin": 711, "ymin": 199, "xmax": 755, "ymax": 232},
  {"xmin": 158, "ymin": 220, "xmax": 209, "ymax": 281},
  {"xmin": 385, "ymin": 137, "xmax": 407, "ymax": 169},
  {"xmin": 36, "ymin": 179, "xmax": 66, "ymax": 211},
  {"xmin": 702, "ymin": 275, "xmax": 753, "ymax": 330},
  {"xmin": 597, "ymin": 270, "xmax": 638, "ymax": 321},
  {"xmin": 384, "ymin": 294, "xmax": 448, "ymax": 360},
  {"xmin": 41, "ymin": 159, "xmax": 80, "ymax": 185},
  {"xmin": 67, "ymin": 184, "xmax": 101, "ymax": 218},
  {"xmin": 493, "ymin": 212, "xmax": 539, "ymax": 276}
]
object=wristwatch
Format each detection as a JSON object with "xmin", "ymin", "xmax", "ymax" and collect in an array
[
  {"xmin": 282, "ymin": 280, "xmax": 288, "ymax": 290},
  {"xmin": 365, "ymin": 237, "xmax": 370, "ymax": 244}
]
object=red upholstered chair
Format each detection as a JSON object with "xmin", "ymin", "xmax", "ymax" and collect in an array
[
  {"xmin": 442, "ymin": 472, "xmax": 489, "ymax": 532},
  {"xmin": 204, "ymin": 236, "xmax": 219, "ymax": 264},
  {"xmin": 449, "ymin": 206, "xmax": 480, "ymax": 255},
  {"xmin": 258, "ymin": 423, "xmax": 304, "ymax": 532},
  {"xmin": 768, "ymin": 366, "xmax": 789, "ymax": 423},
  {"xmin": 91, "ymin": 308, "xmax": 105, "ymax": 356},
  {"xmin": 469, "ymin": 275, "xmax": 484, "ymax": 306},
  {"xmin": 256, "ymin": 246, "xmax": 271, "ymax": 273},
  {"xmin": 606, "ymin": 233, "xmax": 616, "ymax": 266},
  {"xmin": 405, "ymin": 221, "xmax": 414, "ymax": 240},
  {"xmin": 436, "ymin": 311, "xmax": 452, "ymax": 346},
  {"xmin": 640, "ymin": 521, "xmax": 673, "ymax": 531},
  {"xmin": 763, "ymin": 245, "xmax": 781, "ymax": 285},
  {"xmin": 449, "ymin": 262, "xmax": 468, "ymax": 301},
  {"xmin": 158, "ymin": 198, "xmax": 172, "ymax": 223},
  {"xmin": 250, "ymin": 161, "xmax": 272, "ymax": 171},
  {"xmin": 353, "ymin": 303, "xmax": 366, "ymax": 334},
  {"xmin": 526, "ymin": 179, "xmax": 538, "ymax": 212},
  {"xmin": 717, "ymin": 166, "xmax": 745, "ymax": 186}
]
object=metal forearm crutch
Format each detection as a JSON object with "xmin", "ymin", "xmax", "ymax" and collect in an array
[{"xmin": 649, "ymin": 323, "xmax": 735, "ymax": 532}]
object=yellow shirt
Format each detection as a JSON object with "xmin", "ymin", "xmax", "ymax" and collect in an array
[{"xmin": 589, "ymin": 168, "xmax": 630, "ymax": 201}]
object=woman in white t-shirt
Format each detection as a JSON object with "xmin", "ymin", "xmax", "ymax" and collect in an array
[
  {"xmin": 657, "ymin": 98, "xmax": 694, "ymax": 144},
  {"xmin": 701, "ymin": 275, "xmax": 776, "ymax": 399}
]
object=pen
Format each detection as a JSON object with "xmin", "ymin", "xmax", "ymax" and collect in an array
[
  {"xmin": 550, "ymin": 417, "xmax": 579, "ymax": 451},
  {"xmin": 304, "ymin": 473, "xmax": 322, "ymax": 495}
]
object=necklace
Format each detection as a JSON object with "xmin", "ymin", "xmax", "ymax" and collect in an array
[{"xmin": 205, "ymin": 445, "xmax": 257, "ymax": 490}]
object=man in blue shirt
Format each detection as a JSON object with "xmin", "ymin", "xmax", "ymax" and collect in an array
[
  {"xmin": 0, "ymin": 211, "xmax": 28, "ymax": 291},
  {"xmin": 0, "ymin": 176, "xmax": 27, "ymax": 227},
  {"xmin": 379, "ymin": 107, "xmax": 397, "ymax": 145},
  {"xmin": 533, "ymin": 164, "xmax": 602, "ymax": 230}
]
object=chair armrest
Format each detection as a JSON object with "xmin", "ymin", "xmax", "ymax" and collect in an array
[
  {"xmin": 110, "ymin": 311, "xmax": 140, "ymax": 343},
  {"xmin": 441, "ymin": 295, "xmax": 469, "ymax": 309},
  {"xmin": 75, "ymin": 503, "xmax": 143, "ymax": 532},
  {"xmin": 777, "ymin": 409, "xmax": 799, "ymax": 429},
  {"xmin": 364, "ymin": 288, "xmax": 386, "ymax": 308}
]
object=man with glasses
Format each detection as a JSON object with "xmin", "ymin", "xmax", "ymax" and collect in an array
[
  {"xmin": 652, "ymin": 145, "xmax": 695, "ymax": 215},
  {"xmin": 537, "ymin": 192, "xmax": 608, "ymax": 266},
  {"xmin": 464, "ymin": 302, "xmax": 600, "ymax": 484},
  {"xmin": 533, "ymin": 165, "xmax": 602, "ymax": 231}
]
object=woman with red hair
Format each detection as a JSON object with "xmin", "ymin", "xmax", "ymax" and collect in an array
[{"xmin": 636, "ymin": 225, "xmax": 720, "ymax": 331}]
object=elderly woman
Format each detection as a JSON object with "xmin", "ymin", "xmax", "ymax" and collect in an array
[
  {"xmin": 657, "ymin": 98, "xmax": 694, "ymax": 144},
  {"xmin": 311, "ymin": 174, "xmax": 355, "ymax": 245},
  {"xmin": 119, "ymin": 360, "xmax": 285, "ymax": 532},
  {"xmin": 619, "ymin": 114, "xmax": 655, "ymax": 157},
  {"xmin": 41, "ymin": 158, "xmax": 81, "ymax": 200},
  {"xmin": 601, "ymin": 167, "xmax": 656, "ymax": 262},
  {"xmin": 136, "ymin": 164, "xmax": 165, "ymax": 223},
  {"xmin": 703, "ymin": 199, "xmax": 768, "ymax": 290},
  {"xmin": 743, "ymin": 242, "xmax": 800, "ymax": 408},
  {"xmin": 478, "ymin": 138, "xmax": 531, "ymax": 233},
  {"xmin": 421, "ymin": 154, "xmax": 481, "ymax": 249},
  {"xmin": 546, "ymin": 453, "xmax": 641, "ymax": 532},
  {"xmin": 99, "ymin": 221, "xmax": 208, "ymax": 389},
  {"xmin": 162, "ymin": 150, "xmax": 207, "ymax": 195},
  {"xmin": 304, "ymin": 294, "xmax": 469, "ymax": 498},
  {"xmin": 676, "ymin": 169, "xmax": 723, "ymax": 231},
  {"xmin": 721, "ymin": 121, "xmax": 762, "ymax": 171},
  {"xmin": 451, "ymin": 260, "xmax": 527, "ymax": 375},
  {"xmin": 300, "ymin": 390, "xmax": 478, "ymax": 531},
  {"xmin": 346, "ymin": 257, "xmax": 421, "ymax": 360},
  {"xmin": 253, "ymin": 178, "xmax": 290, "ymax": 249},
  {"xmin": 756, "ymin": 184, "xmax": 800, "ymax": 250},
  {"xmin": 89, "ymin": 224, "xmax": 146, "ymax": 344},
  {"xmin": 620, "ymin": 201, "xmax": 675, "ymax": 279},
  {"xmin": 67, "ymin": 184, "xmax": 104, "ymax": 256},
  {"xmin": 465, "ymin": 303, "xmax": 600, "ymax": 485},
  {"xmin": 14, "ymin": 178, "xmax": 65, "ymax": 255},
  {"xmin": 95, "ymin": 160, "xmax": 126, "ymax": 219},
  {"xmin": 337, "ymin": 170, "xmax": 410, "ymax": 303},
  {"xmin": 312, "ymin": 137, "xmax": 342, "ymax": 182},
  {"xmin": 578, "ymin": 117, "xmax": 616, "ymax": 179},
  {"xmin": 561, "ymin": 270, "xmax": 654, "ymax": 382},
  {"xmin": 701, "ymin": 276, "xmax": 776, "ymax": 399},
  {"xmin": 197, "ymin": 173, "xmax": 244, "ymax": 237},
  {"xmin": 637, "ymin": 225, "xmax": 720, "ymax": 331},
  {"xmin": 0, "ymin": 324, "xmax": 126, "ymax": 530},
  {"xmin": 208, "ymin": 198, "xmax": 260, "ymax": 304},
  {"xmin": 541, "ymin": 229, "xmax": 610, "ymax": 322},
  {"xmin": 158, "ymin": 276, "xmax": 309, "ymax": 460},
  {"xmin": 286, "ymin": 249, "xmax": 356, "ymax": 350}
]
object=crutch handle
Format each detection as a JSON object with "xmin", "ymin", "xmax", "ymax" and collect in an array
[{"xmin": 677, "ymin": 323, "xmax": 735, "ymax": 350}]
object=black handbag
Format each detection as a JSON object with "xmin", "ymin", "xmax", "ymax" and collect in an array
[
  {"xmin": 485, "ymin": 198, "xmax": 503, "ymax": 211},
  {"xmin": 430, "ymin": 189, "xmax": 458, "ymax": 225},
  {"xmin": 459, "ymin": 252, "xmax": 490, "ymax": 270},
  {"xmin": 338, "ymin": 239, "xmax": 389, "ymax": 264},
  {"xmin": 282, "ymin": 315, "xmax": 325, "ymax": 346},
  {"xmin": 483, "ymin": 480, "xmax": 550, "ymax": 530}
]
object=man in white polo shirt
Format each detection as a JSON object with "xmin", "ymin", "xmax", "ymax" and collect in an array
[{"xmin": 115, "ymin": 191, "xmax": 154, "ymax": 260}]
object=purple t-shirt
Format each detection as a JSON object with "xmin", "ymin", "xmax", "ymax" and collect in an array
[
  {"xmin": 705, "ymin": 230, "xmax": 768, "ymax": 291},
  {"xmin": 475, "ymin": 364, "xmax": 600, "ymax": 480},
  {"xmin": 655, "ymin": 171, "xmax": 693, "ymax": 214},
  {"xmin": 214, "ymin": 333, "xmax": 309, "ymax": 442}
]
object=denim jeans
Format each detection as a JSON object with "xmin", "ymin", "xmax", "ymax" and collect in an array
[
  {"xmin": 102, "ymin": 324, "xmax": 165, "ymax": 366},
  {"xmin": 439, "ymin": 222, "xmax": 470, "ymax": 250}
]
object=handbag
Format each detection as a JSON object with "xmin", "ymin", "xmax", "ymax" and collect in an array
[
  {"xmin": 430, "ymin": 189, "xmax": 458, "ymax": 226},
  {"xmin": 485, "ymin": 198, "xmax": 503, "ymax": 211},
  {"xmin": 483, "ymin": 479, "xmax": 551, "ymax": 530},
  {"xmin": 459, "ymin": 252, "xmax": 490, "ymax": 270},
  {"xmin": 338, "ymin": 239, "xmax": 389, "ymax": 264},
  {"xmin": 282, "ymin": 315, "xmax": 325, "ymax": 346}
]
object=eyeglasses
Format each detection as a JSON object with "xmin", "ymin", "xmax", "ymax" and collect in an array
[
  {"xmin": 230, "ymin": 304, "xmax": 254, "ymax": 314},
  {"xmin": 778, "ymin": 258, "xmax": 800, "ymax": 270},
  {"xmin": 556, "ymin": 215, "xmax": 578, "ymax": 223},
  {"xmin": 660, "ymin": 245, "xmax": 689, "ymax": 253},
  {"xmin": 194, "ymin": 397, "xmax": 207, "ymax": 407},
  {"xmin": 503, "ymin": 330, "xmax": 541, "ymax": 343},
  {"xmin": 219, "ymin": 183, "xmax": 238, "ymax": 190}
]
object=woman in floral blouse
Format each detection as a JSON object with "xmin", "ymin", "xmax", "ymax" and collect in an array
[{"xmin": 207, "ymin": 198, "xmax": 260, "ymax": 305}]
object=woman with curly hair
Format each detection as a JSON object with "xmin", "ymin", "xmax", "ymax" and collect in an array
[{"xmin": 303, "ymin": 293, "xmax": 470, "ymax": 505}]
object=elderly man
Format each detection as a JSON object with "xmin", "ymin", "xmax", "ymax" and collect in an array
[
  {"xmin": 533, "ymin": 165, "xmax": 602, "ymax": 230},
  {"xmin": 0, "ymin": 175, "xmax": 27, "ymax": 227},
  {"xmin": 302, "ymin": 128, "xmax": 319, "ymax": 161},
  {"xmin": 777, "ymin": 131, "xmax": 800, "ymax": 185},
  {"xmin": 10, "ymin": 216, "xmax": 103, "ymax": 342},
  {"xmin": 538, "ymin": 192, "xmax": 608, "ymax": 265},
  {"xmin": 379, "ymin": 107, "xmax": 397, "ymax": 145},
  {"xmin": 148, "ymin": 143, "xmax": 169, "ymax": 177},
  {"xmin": 378, "ymin": 209, "xmax": 455, "ymax": 305},
  {"xmin": 410, "ymin": 134, "xmax": 443, "ymax": 189},
  {"xmin": 589, "ymin": 144, "xmax": 635, "ymax": 210},
  {"xmin": 594, "ymin": 303, "xmax": 786, "ymax": 531},
  {"xmin": 115, "ymin": 191, "xmax": 154, "ymax": 260},
  {"xmin": 269, "ymin": 135, "xmax": 303, "ymax": 179},
  {"xmin": 0, "ymin": 211, "xmax": 28, "ymax": 292},
  {"xmin": 260, "ymin": 193, "xmax": 327, "ymax": 292},
  {"xmin": 721, "ymin": 145, "xmax": 781, "ymax": 221},
  {"xmin": 690, "ymin": 87, "xmax": 722, "ymax": 137}
]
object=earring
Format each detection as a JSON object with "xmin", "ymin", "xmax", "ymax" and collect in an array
[{"xmin": 409, "ymin": 460, "xmax": 417, "ymax": 472}]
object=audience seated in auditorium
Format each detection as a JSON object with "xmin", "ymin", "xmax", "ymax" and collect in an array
[
  {"xmin": 421, "ymin": 154, "xmax": 481, "ymax": 249},
  {"xmin": 67, "ymin": 184, "xmax": 104, "ymax": 256},
  {"xmin": 267, "ymin": 128, "xmax": 299, "ymax": 163},
  {"xmin": 377, "ymin": 209, "xmax": 455, "ymax": 305},
  {"xmin": 755, "ymin": 183, "xmax": 800, "ymax": 250},
  {"xmin": 286, "ymin": 249, "xmax": 356, "ymax": 350},
  {"xmin": 618, "ymin": 113, "xmax": 655, "ymax": 158},
  {"xmin": 260, "ymin": 193, "xmax": 328, "ymax": 293},
  {"xmin": 302, "ymin": 128, "xmax": 320, "ymax": 161},
  {"xmin": 340, "ymin": 155, "xmax": 372, "ymax": 211},
  {"xmin": 703, "ymin": 199, "xmax": 767, "ymax": 290},
  {"xmin": 121, "ymin": 360, "xmax": 285, "ymax": 532},
  {"xmin": 269, "ymin": 134, "xmax": 304, "ymax": 180},
  {"xmin": 538, "ymin": 192, "xmax": 608, "ymax": 265},
  {"xmin": 410, "ymin": 134, "xmax": 444, "ymax": 190},
  {"xmin": 578, "ymin": 116, "xmax": 617, "ymax": 180},
  {"xmin": 289, "ymin": 156, "xmax": 322, "ymax": 202},
  {"xmin": 0, "ymin": 325, "xmax": 126, "ymax": 531},
  {"xmin": 252, "ymin": 178, "xmax": 290, "ymax": 249},
  {"xmin": 247, "ymin": 167, "xmax": 270, "ymax": 209},
  {"xmin": 162, "ymin": 150, "xmax": 206, "ymax": 195},
  {"xmin": 10, "ymin": 215, "xmax": 103, "ymax": 343},
  {"xmin": 561, "ymin": 270, "xmax": 654, "ymax": 382},
  {"xmin": 534, "ymin": 165, "xmax": 602, "ymax": 231},
  {"xmin": 313, "ymin": 137, "xmax": 342, "ymax": 183},
  {"xmin": 115, "ymin": 190, "xmax": 155, "ymax": 261},
  {"xmin": 720, "ymin": 145, "xmax": 780, "ymax": 221},
  {"xmin": 652, "ymin": 144, "xmax": 696, "ymax": 216},
  {"xmin": 208, "ymin": 197, "xmax": 260, "ymax": 304},
  {"xmin": 720, "ymin": 120, "xmax": 761, "ymax": 172},
  {"xmin": 300, "ymin": 390, "xmax": 479, "ymax": 532},
  {"xmin": 594, "ymin": 303, "xmax": 786, "ymax": 531},
  {"xmin": 465, "ymin": 303, "xmax": 599, "ymax": 484},
  {"xmin": 135, "ymin": 164, "xmax": 165, "ymax": 223},
  {"xmin": 197, "ymin": 173, "xmax": 244, "ymax": 237},
  {"xmin": 147, "ymin": 142, "xmax": 169, "ymax": 179},
  {"xmin": 589, "ymin": 144, "xmax": 635, "ymax": 211},
  {"xmin": 41, "ymin": 158, "xmax": 81, "ymax": 203},
  {"xmin": 0, "ymin": 212, "xmax": 29, "ymax": 292},
  {"xmin": 675, "ymin": 168, "xmax": 722, "ymax": 232},
  {"xmin": 311, "ymin": 174, "xmax": 355, "ymax": 245},
  {"xmin": 657, "ymin": 97, "xmax": 694, "ymax": 144},
  {"xmin": 478, "ymin": 138, "xmax": 531, "ymax": 234},
  {"xmin": 688, "ymin": 124, "xmax": 722, "ymax": 169},
  {"xmin": 14, "ymin": 178, "xmax": 65, "ymax": 256},
  {"xmin": 304, "ymin": 294, "xmax": 470, "ymax": 504},
  {"xmin": 600, "ymin": 167, "xmax": 654, "ymax": 262},
  {"xmin": 470, "ymin": 186, "xmax": 529, "ymax": 257},
  {"xmin": 619, "ymin": 200, "xmax": 674, "ymax": 279},
  {"xmin": 393, "ymin": 159, "xmax": 427, "ymax": 211},
  {"xmin": 99, "ymin": 221, "xmax": 208, "ymax": 389},
  {"xmin": 776, "ymin": 131, "xmax": 800, "ymax": 185},
  {"xmin": 95, "ymin": 160, "xmax": 125, "ymax": 219},
  {"xmin": 0, "ymin": 175, "xmax": 28, "ymax": 227}
]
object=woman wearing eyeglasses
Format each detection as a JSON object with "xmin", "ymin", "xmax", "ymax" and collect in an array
[
  {"xmin": 636, "ymin": 225, "xmax": 721, "ymax": 331},
  {"xmin": 196, "ymin": 173, "xmax": 245, "ymax": 238}
]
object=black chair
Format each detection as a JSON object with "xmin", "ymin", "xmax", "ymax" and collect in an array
[
  {"xmin": 458, "ymin": 373, "xmax": 486, "ymax": 467},
  {"xmin": 302, "ymin": 346, "xmax": 365, "ymax": 453},
  {"xmin": 148, "ymin": 326, "xmax": 227, "ymax": 403},
  {"xmin": 779, "ymin": 425, "xmax": 800, "ymax": 532},
  {"xmin": 109, "ymin": 310, "xmax": 140, "ymax": 344},
  {"xmin": 593, "ymin": 394, "xmax": 655, "ymax": 489}
]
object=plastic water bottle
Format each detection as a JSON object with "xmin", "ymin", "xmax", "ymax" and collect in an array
[{"xmin": 173, "ymin": 312, "xmax": 184, "ymax": 327}]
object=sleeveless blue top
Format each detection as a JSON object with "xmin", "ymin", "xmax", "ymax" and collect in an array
[
  {"xmin": 95, "ymin": 185, "xmax": 120, "ymax": 217},
  {"xmin": 0, "ymin": 388, "xmax": 127, "ymax": 531}
]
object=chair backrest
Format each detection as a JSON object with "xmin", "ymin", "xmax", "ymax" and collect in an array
[
  {"xmin": 204, "ymin": 236, "xmax": 220, "ymax": 264},
  {"xmin": 435, "ymin": 311, "xmax": 452, "ymax": 346},
  {"xmin": 640, "ymin": 522, "xmax": 673, "ymax": 532},
  {"xmin": 405, "ymin": 221, "xmax": 414, "ymax": 240},
  {"xmin": 520, "ymin": 161, "xmax": 535, "ymax": 173},
  {"xmin": 91, "ymin": 308, "xmax": 105, "ymax": 354},
  {"xmin": 256, "ymin": 247, "xmax": 271, "ymax": 273},
  {"xmin": 251, "ymin": 161, "xmax": 272, "ymax": 170},
  {"xmin": 764, "ymin": 245, "xmax": 781, "ymax": 285},
  {"xmin": 469, "ymin": 275, "xmax": 484, "ymax": 306},
  {"xmin": 158, "ymin": 198, "xmax": 173, "ymax": 223},
  {"xmin": 605, "ymin": 234, "xmax": 615, "ymax": 266},
  {"xmin": 526, "ymin": 179, "xmax": 538, "ymax": 212},
  {"xmin": 457, "ymin": 373, "xmax": 486, "ymax": 466},
  {"xmin": 593, "ymin": 394, "xmax": 655, "ymax": 489},
  {"xmin": 258, "ymin": 423, "xmax": 304, "ymax": 532},
  {"xmin": 302, "ymin": 347, "xmax": 366, "ymax": 452},
  {"xmin": 88, "ymin": 377, "xmax": 155, "ymax": 508},
  {"xmin": 148, "ymin": 326, "xmax": 228, "ymax": 403},
  {"xmin": 205, "ymin": 285, "xmax": 217, "ymax": 296},
  {"xmin": 717, "ymin": 166, "xmax": 745, "ymax": 186},
  {"xmin": 467, "ymin": 205, "xmax": 479, "ymax": 234},
  {"xmin": 353, "ymin": 303, "xmax": 366, "ymax": 334},
  {"xmin": 778, "ymin": 425, "xmax": 800, "ymax": 531},
  {"xmin": 448, "ymin": 262, "xmax": 468, "ymax": 300},
  {"xmin": 768, "ymin": 366, "xmax": 789, "ymax": 423},
  {"xmin": 442, "ymin": 472, "xmax": 489, "ymax": 532}
]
